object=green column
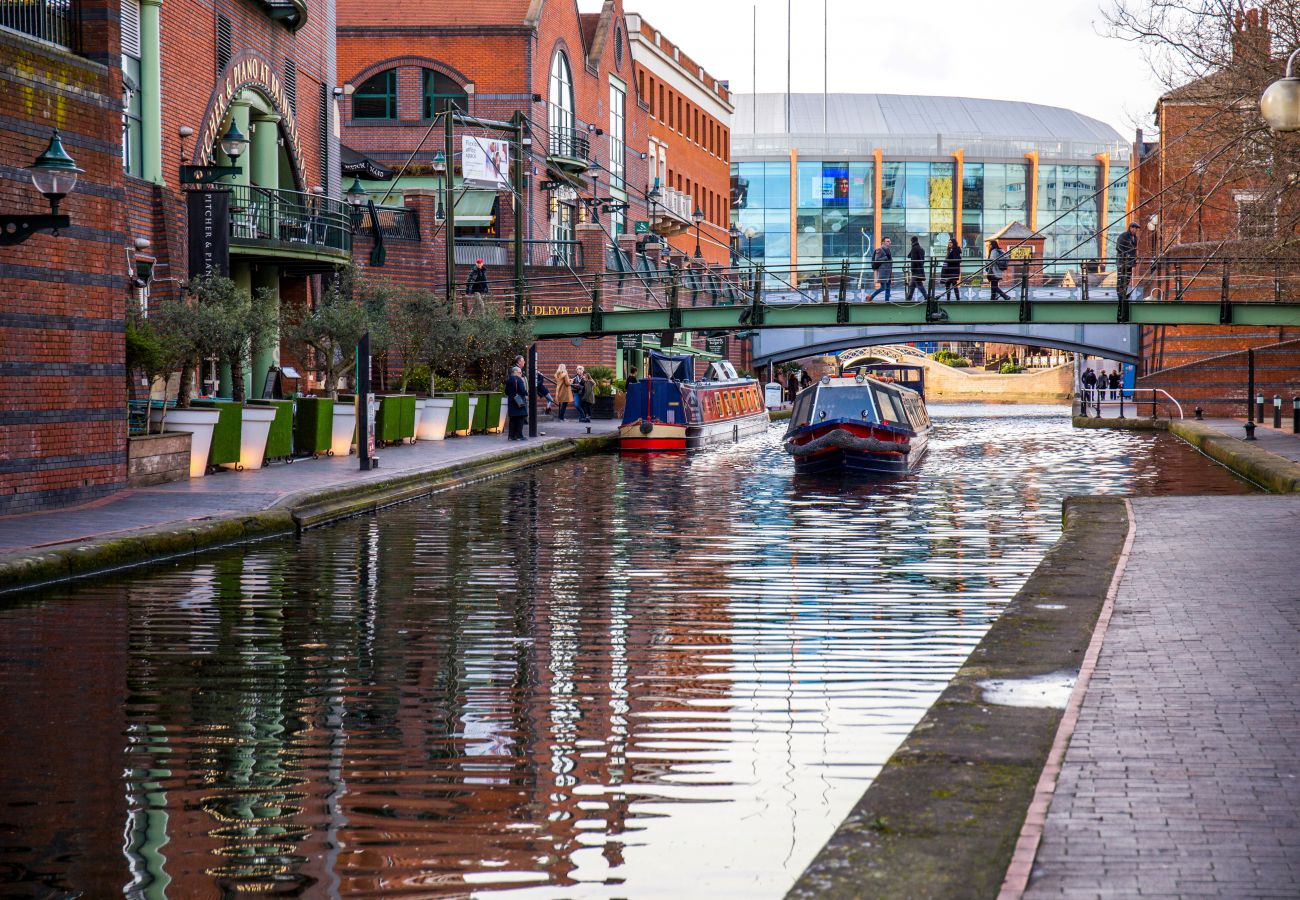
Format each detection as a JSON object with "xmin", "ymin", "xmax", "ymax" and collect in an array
[
  {"xmin": 139, "ymin": 0, "xmax": 163, "ymax": 184},
  {"xmin": 220, "ymin": 97, "xmax": 252, "ymax": 187},
  {"xmin": 250, "ymin": 111, "xmax": 281, "ymax": 188},
  {"xmin": 220, "ymin": 262, "xmax": 254, "ymax": 398},
  {"xmin": 251, "ymin": 265, "xmax": 280, "ymax": 395}
]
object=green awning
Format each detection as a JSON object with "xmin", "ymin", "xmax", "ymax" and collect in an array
[{"xmin": 454, "ymin": 191, "xmax": 497, "ymax": 226}]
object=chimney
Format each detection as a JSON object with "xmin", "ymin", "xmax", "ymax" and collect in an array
[{"xmin": 1231, "ymin": 7, "xmax": 1271, "ymax": 63}]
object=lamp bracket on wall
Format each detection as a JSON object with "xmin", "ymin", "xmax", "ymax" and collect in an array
[{"xmin": 180, "ymin": 164, "xmax": 243, "ymax": 185}]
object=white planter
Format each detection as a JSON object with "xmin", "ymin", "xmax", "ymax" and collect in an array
[
  {"xmin": 412, "ymin": 398, "xmax": 427, "ymax": 440},
  {"xmin": 418, "ymin": 397, "xmax": 453, "ymax": 441},
  {"xmin": 150, "ymin": 407, "xmax": 220, "ymax": 478},
  {"xmin": 331, "ymin": 402, "xmax": 356, "ymax": 456},
  {"xmin": 458, "ymin": 396, "xmax": 480, "ymax": 436},
  {"xmin": 225, "ymin": 405, "xmax": 277, "ymax": 471},
  {"xmin": 497, "ymin": 404, "xmax": 508, "ymax": 433}
]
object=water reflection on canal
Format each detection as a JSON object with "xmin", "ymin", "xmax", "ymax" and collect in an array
[{"xmin": 0, "ymin": 406, "xmax": 1253, "ymax": 898}]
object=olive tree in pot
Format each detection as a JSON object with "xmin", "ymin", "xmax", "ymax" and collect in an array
[{"xmin": 587, "ymin": 365, "xmax": 618, "ymax": 419}]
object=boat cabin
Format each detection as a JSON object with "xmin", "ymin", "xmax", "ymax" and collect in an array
[{"xmin": 787, "ymin": 376, "xmax": 930, "ymax": 435}]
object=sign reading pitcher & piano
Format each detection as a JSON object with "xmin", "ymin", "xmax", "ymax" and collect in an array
[{"xmin": 187, "ymin": 190, "xmax": 230, "ymax": 279}]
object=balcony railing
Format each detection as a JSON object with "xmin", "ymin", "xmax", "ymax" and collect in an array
[
  {"xmin": 454, "ymin": 239, "xmax": 584, "ymax": 268},
  {"xmin": 353, "ymin": 205, "xmax": 420, "ymax": 241},
  {"xmin": 0, "ymin": 0, "xmax": 79, "ymax": 49},
  {"xmin": 228, "ymin": 183, "xmax": 352, "ymax": 258},
  {"xmin": 547, "ymin": 126, "xmax": 590, "ymax": 166}
]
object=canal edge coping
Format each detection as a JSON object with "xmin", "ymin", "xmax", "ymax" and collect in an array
[
  {"xmin": 1073, "ymin": 416, "xmax": 1300, "ymax": 492},
  {"xmin": 786, "ymin": 495, "xmax": 1130, "ymax": 900},
  {"xmin": 0, "ymin": 434, "xmax": 615, "ymax": 597}
]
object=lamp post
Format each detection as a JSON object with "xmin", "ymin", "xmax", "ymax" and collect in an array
[
  {"xmin": 1, "ymin": 129, "xmax": 82, "ymax": 246},
  {"xmin": 1260, "ymin": 48, "xmax": 1300, "ymax": 132},
  {"xmin": 179, "ymin": 120, "xmax": 246, "ymax": 185},
  {"xmin": 646, "ymin": 183, "xmax": 662, "ymax": 246},
  {"xmin": 692, "ymin": 204, "xmax": 704, "ymax": 259},
  {"xmin": 432, "ymin": 151, "xmax": 446, "ymax": 222},
  {"xmin": 219, "ymin": 120, "xmax": 249, "ymax": 161},
  {"xmin": 728, "ymin": 224, "xmax": 741, "ymax": 266}
]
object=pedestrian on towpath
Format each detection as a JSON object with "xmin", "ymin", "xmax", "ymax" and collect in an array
[
  {"xmin": 987, "ymin": 240, "xmax": 1013, "ymax": 301},
  {"xmin": 907, "ymin": 236, "xmax": 928, "ymax": 301},
  {"xmin": 466, "ymin": 258, "xmax": 489, "ymax": 295},
  {"xmin": 580, "ymin": 367, "xmax": 596, "ymax": 419},
  {"xmin": 572, "ymin": 365, "xmax": 591, "ymax": 422},
  {"xmin": 554, "ymin": 364, "xmax": 573, "ymax": 421},
  {"xmin": 941, "ymin": 238, "xmax": 963, "ymax": 301},
  {"xmin": 1081, "ymin": 367, "xmax": 1097, "ymax": 402},
  {"xmin": 1109, "ymin": 370, "xmax": 1121, "ymax": 400},
  {"xmin": 869, "ymin": 238, "xmax": 894, "ymax": 302},
  {"xmin": 1116, "ymin": 222, "xmax": 1139, "ymax": 300},
  {"xmin": 506, "ymin": 366, "xmax": 529, "ymax": 440}
]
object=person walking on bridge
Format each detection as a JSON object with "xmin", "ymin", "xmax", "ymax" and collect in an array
[
  {"xmin": 1116, "ymin": 222, "xmax": 1140, "ymax": 300},
  {"xmin": 868, "ymin": 238, "xmax": 894, "ymax": 302},
  {"xmin": 941, "ymin": 238, "xmax": 962, "ymax": 301},
  {"xmin": 986, "ymin": 240, "xmax": 1013, "ymax": 301},
  {"xmin": 906, "ymin": 237, "xmax": 928, "ymax": 301},
  {"xmin": 466, "ymin": 258, "xmax": 489, "ymax": 296}
]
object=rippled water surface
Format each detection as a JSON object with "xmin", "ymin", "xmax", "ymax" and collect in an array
[{"xmin": 0, "ymin": 406, "xmax": 1253, "ymax": 898}]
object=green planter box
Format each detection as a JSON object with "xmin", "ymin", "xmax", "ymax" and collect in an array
[
  {"xmin": 479, "ymin": 392, "xmax": 504, "ymax": 433},
  {"xmin": 250, "ymin": 399, "xmax": 294, "ymax": 461},
  {"xmin": 470, "ymin": 392, "xmax": 496, "ymax": 434},
  {"xmin": 292, "ymin": 396, "xmax": 334, "ymax": 456},
  {"xmin": 374, "ymin": 395, "xmax": 416, "ymax": 445},
  {"xmin": 446, "ymin": 393, "xmax": 470, "ymax": 436},
  {"xmin": 397, "ymin": 394, "xmax": 417, "ymax": 442},
  {"xmin": 193, "ymin": 400, "xmax": 241, "ymax": 467}
]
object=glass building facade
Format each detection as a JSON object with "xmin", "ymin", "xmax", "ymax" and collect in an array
[{"xmin": 730, "ymin": 95, "xmax": 1132, "ymax": 281}]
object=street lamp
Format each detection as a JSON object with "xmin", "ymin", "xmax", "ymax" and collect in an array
[
  {"xmin": 1261, "ymin": 48, "xmax": 1300, "ymax": 132},
  {"xmin": 1, "ymin": 129, "xmax": 82, "ymax": 246},
  {"xmin": 692, "ymin": 204, "xmax": 704, "ymax": 259},
  {"xmin": 219, "ymin": 119, "xmax": 249, "ymax": 160},
  {"xmin": 728, "ymin": 224, "xmax": 741, "ymax": 265},
  {"xmin": 432, "ymin": 151, "xmax": 447, "ymax": 223},
  {"xmin": 645, "ymin": 182, "xmax": 663, "ymax": 245},
  {"xmin": 346, "ymin": 176, "xmax": 368, "ymax": 209}
]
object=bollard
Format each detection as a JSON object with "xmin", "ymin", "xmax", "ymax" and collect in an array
[
  {"xmin": 1294, "ymin": 397, "xmax": 1299, "ymax": 435},
  {"xmin": 1274, "ymin": 395, "xmax": 1282, "ymax": 429},
  {"xmin": 1244, "ymin": 421, "xmax": 1257, "ymax": 441},
  {"xmin": 1194, "ymin": 406, "xmax": 1203, "ymax": 421},
  {"xmin": 1256, "ymin": 393, "xmax": 1265, "ymax": 424}
]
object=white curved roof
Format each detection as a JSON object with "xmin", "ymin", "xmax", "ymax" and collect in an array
[{"xmin": 733, "ymin": 93, "xmax": 1129, "ymax": 162}]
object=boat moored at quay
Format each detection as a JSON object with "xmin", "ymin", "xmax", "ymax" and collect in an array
[
  {"xmin": 619, "ymin": 352, "xmax": 769, "ymax": 452},
  {"xmin": 783, "ymin": 373, "xmax": 931, "ymax": 475}
]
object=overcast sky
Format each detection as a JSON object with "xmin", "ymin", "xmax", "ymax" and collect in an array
[{"xmin": 582, "ymin": 0, "xmax": 1166, "ymax": 138}]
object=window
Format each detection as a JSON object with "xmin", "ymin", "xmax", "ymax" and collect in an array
[
  {"xmin": 1235, "ymin": 191, "xmax": 1276, "ymax": 240},
  {"xmin": 423, "ymin": 69, "xmax": 467, "ymax": 119},
  {"xmin": 121, "ymin": 0, "xmax": 143, "ymax": 176},
  {"xmin": 549, "ymin": 50, "xmax": 576, "ymax": 156},
  {"xmin": 609, "ymin": 81, "xmax": 626, "ymax": 186},
  {"xmin": 353, "ymin": 70, "xmax": 396, "ymax": 120}
]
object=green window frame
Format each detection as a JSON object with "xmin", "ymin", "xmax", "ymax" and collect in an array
[
  {"xmin": 353, "ymin": 70, "xmax": 397, "ymax": 120},
  {"xmin": 423, "ymin": 69, "xmax": 467, "ymax": 119}
]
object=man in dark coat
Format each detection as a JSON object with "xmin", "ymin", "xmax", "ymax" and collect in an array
[
  {"xmin": 466, "ymin": 258, "xmax": 489, "ymax": 295},
  {"xmin": 505, "ymin": 365, "xmax": 529, "ymax": 440},
  {"xmin": 1116, "ymin": 223, "xmax": 1140, "ymax": 299},
  {"xmin": 868, "ymin": 238, "xmax": 894, "ymax": 302},
  {"xmin": 906, "ymin": 236, "xmax": 928, "ymax": 301}
]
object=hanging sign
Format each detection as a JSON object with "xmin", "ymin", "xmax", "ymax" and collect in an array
[
  {"xmin": 462, "ymin": 135, "xmax": 511, "ymax": 189},
  {"xmin": 706, "ymin": 335, "xmax": 729, "ymax": 356},
  {"xmin": 187, "ymin": 189, "xmax": 230, "ymax": 279},
  {"xmin": 617, "ymin": 333, "xmax": 643, "ymax": 350}
]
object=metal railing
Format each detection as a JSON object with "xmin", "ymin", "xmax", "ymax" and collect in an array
[
  {"xmin": 1077, "ymin": 386, "xmax": 1184, "ymax": 420},
  {"xmin": 354, "ymin": 205, "xmax": 420, "ymax": 241},
  {"xmin": 0, "ymin": 0, "xmax": 79, "ymax": 49},
  {"xmin": 227, "ymin": 183, "xmax": 352, "ymax": 256},
  {"xmin": 547, "ymin": 126, "xmax": 590, "ymax": 163},
  {"xmin": 453, "ymin": 239, "xmax": 584, "ymax": 268}
]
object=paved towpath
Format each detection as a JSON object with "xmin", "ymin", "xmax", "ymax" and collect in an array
[
  {"xmin": 1204, "ymin": 417, "xmax": 1300, "ymax": 464},
  {"xmin": 1023, "ymin": 494, "xmax": 1300, "ymax": 897},
  {"xmin": 0, "ymin": 417, "xmax": 614, "ymax": 555}
]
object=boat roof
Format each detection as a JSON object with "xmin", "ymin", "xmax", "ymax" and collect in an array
[{"xmin": 815, "ymin": 374, "xmax": 923, "ymax": 399}]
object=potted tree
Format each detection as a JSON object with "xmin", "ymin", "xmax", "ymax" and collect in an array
[{"xmin": 587, "ymin": 365, "xmax": 618, "ymax": 419}]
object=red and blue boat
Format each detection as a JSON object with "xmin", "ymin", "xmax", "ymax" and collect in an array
[
  {"xmin": 783, "ymin": 373, "xmax": 931, "ymax": 475},
  {"xmin": 619, "ymin": 351, "xmax": 769, "ymax": 451}
]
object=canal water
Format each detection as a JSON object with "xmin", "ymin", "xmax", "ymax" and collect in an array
[{"xmin": 0, "ymin": 405, "xmax": 1253, "ymax": 899}]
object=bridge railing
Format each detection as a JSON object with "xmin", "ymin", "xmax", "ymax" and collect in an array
[{"xmin": 1075, "ymin": 385, "xmax": 1185, "ymax": 420}]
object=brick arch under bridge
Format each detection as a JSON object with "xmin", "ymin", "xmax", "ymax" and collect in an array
[{"xmin": 751, "ymin": 324, "xmax": 1139, "ymax": 367}]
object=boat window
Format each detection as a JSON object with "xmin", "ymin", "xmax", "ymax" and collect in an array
[
  {"xmin": 813, "ymin": 386, "xmax": 876, "ymax": 423},
  {"xmin": 871, "ymin": 386, "xmax": 903, "ymax": 425},
  {"xmin": 791, "ymin": 388, "xmax": 815, "ymax": 426}
]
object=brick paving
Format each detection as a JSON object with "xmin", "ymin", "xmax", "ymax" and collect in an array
[
  {"xmin": 0, "ymin": 417, "xmax": 614, "ymax": 555},
  {"xmin": 1024, "ymin": 495, "xmax": 1300, "ymax": 898},
  {"xmin": 1204, "ymin": 417, "xmax": 1300, "ymax": 464}
]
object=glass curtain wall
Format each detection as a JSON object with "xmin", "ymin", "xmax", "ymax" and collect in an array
[
  {"xmin": 1104, "ymin": 167, "xmax": 1129, "ymax": 258},
  {"xmin": 881, "ymin": 162, "xmax": 954, "ymax": 259},
  {"xmin": 1037, "ymin": 163, "xmax": 1101, "ymax": 266},
  {"xmin": 961, "ymin": 162, "xmax": 1028, "ymax": 257},
  {"xmin": 794, "ymin": 160, "xmax": 875, "ymax": 274},
  {"xmin": 731, "ymin": 161, "xmax": 790, "ymax": 273}
]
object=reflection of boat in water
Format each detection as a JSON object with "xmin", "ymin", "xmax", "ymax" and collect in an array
[
  {"xmin": 620, "ymin": 352, "xmax": 769, "ymax": 452},
  {"xmin": 783, "ymin": 373, "xmax": 931, "ymax": 475}
]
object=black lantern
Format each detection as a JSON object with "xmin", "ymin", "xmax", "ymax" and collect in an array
[{"xmin": 692, "ymin": 204, "xmax": 705, "ymax": 259}]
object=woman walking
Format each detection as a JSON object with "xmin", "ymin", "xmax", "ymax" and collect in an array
[
  {"xmin": 554, "ymin": 364, "xmax": 573, "ymax": 421},
  {"xmin": 572, "ymin": 365, "xmax": 590, "ymax": 422},
  {"xmin": 986, "ymin": 240, "xmax": 1013, "ymax": 301},
  {"xmin": 941, "ymin": 237, "xmax": 962, "ymax": 301},
  {"xmin": 580, "ymin": 368, "xmax": 596, "ymax": 422}
]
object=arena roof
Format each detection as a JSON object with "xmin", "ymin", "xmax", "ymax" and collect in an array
[{"xmin": 733, "ymin": 94, "xmax": 1130, "ymax": 163}]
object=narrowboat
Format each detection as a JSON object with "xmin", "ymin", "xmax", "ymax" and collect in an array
[
  {"xmin": 619, "ymin": 351, "xmax": 770, "ymax": 451},
  {"xmin": 783, "ymin": 373, "xmax": 931, "ymax": 475}
]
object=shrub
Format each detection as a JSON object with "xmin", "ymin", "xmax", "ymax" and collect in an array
[
  {"xmin": 930, "ymin": 349, "xmax": 971, "ymax": 368},
  {"xmin": 587, "ymin": 365, "xmax": 617, "ymax": 396},
  {"xmin": 999, "ymin": 362, "xmax": 1027, "ymax": 374}
]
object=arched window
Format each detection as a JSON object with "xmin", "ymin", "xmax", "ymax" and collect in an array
[
  {"xmin": 353, "ymin": 70, "xmax": 396, "ymax": 120},
  {"xmin": 423, "ymin": 69, "xmax": 467, "ymax": 119},
  {"xmin": 548, "ymin": 50, "xmax": 575, "ymax": 157}
]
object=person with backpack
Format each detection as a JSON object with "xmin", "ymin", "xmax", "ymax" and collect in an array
[
  {"xmin": 941, "ymin": 237, "xmax": 963, "ymax": 301},
  {"xmin": 868, "ymin": 238, "xmax": 894, "ymax": 302},
  {"xmin": 986, "ymin": 240, "xmax": 1013, "ymax": 301},
  {"xmin": 906, "ymin": 236, "xmax": 928, "ymax": 301}
]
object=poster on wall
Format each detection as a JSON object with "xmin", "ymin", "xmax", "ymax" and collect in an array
[
  {"xmin": 186, "ymin": 190, "xmax": 230, "ymax": 279},
  {"xmin": 461, "ymin": 135, "xmax": 511, "ymax": 189}
]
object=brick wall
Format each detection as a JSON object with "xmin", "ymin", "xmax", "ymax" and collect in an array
[
  {"xmin": 1137, "ymin": 338, "xmax": 1300, "ymax": 418},
  {"xmin": 0, "ymin": 23, "xmax": 129, "ymax": 514}
]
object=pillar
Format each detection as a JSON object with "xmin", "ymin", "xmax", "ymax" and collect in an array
[
  {"xmin": 139, "ymin": 0, "xmax": 163, "ymax": 184},
  {"xmin": 1024, "ymin": 150, "xmax": 1039, "ymax": 231},
  {"xmin": 250, "ymin": 111, "xmax": 282, "ymax": 188},
  {"xmin": 220, "ymin": 263, "xmax": 254, "ymax": 398},
  {"xmin": 220, "ymin": 97, "xmax": 252, "ymax": 187},
  {"xmin": 251, "ymin": 265, "xmax": 280, "ymax": 395}
]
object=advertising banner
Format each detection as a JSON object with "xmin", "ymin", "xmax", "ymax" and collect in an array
[
  {"xmin": 187, "ymin": 189, "xmax": 230, "ymax": 279},
  {"xmin": 462, "ymin": 135, "xmax": 510, "ymax": 189}
]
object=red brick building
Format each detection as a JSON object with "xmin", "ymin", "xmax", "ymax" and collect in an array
[
  {"xmin": 1, "ymin": 3, "xmax": 129, "ymax": 514},
  {"xmin": 1134, "ymin": 8, "xmax": 1299, "ymax": 412}
]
